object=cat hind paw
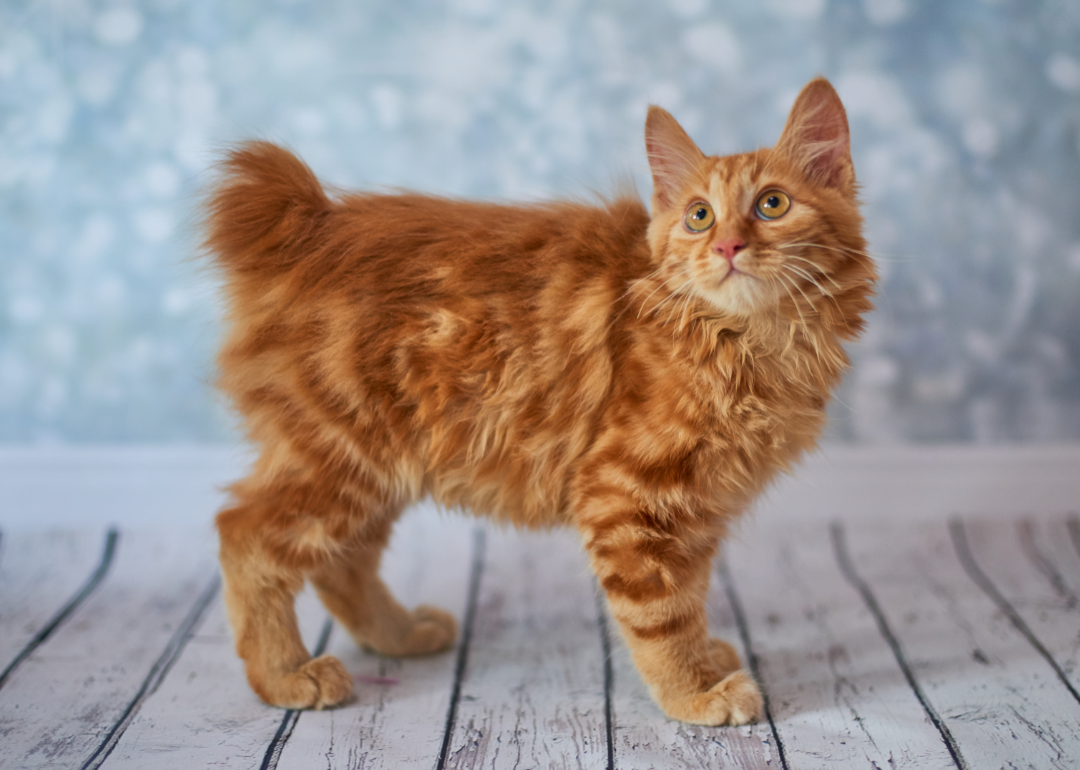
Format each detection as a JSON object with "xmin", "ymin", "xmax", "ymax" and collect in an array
[
  {"xmin": 400, "ymin": 604, "xmax": 457, "ymax": 655},
  {"xmin": 364, "ymin": 604, "xmax": 458, "ymax": 657},
  {"xmin": 250, "ymin": 654, "xmax": 354, "ymax": 710}
]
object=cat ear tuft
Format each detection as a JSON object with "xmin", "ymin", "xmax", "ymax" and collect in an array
[
  {"xmin": 776, "ymin": 78, "xmax": 854, "ymax": 191},
  {"xmin": 645, "ymin": 106, "xmax": 706, "ymax": 210}
]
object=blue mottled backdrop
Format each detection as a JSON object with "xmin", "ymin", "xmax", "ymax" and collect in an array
[{"xmin": 2, "ymin": 0, "xmax": 1079, "ymax": 443}]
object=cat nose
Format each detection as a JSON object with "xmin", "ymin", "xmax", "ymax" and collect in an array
[{"xmin": 713, "ymin": 238, "xmax": 747, "ymax": 261}]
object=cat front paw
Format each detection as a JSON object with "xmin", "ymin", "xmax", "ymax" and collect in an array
[
  {"xmin": 660, "ymin": 670, "xmax": 763, "ymax": 726},
  {"xmin": 249, "ymin": 654, "xmax": 354, "ymax": 710}
]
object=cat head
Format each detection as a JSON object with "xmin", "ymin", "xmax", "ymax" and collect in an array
[{"xmin": 643, "ymin": 77, "xmax": 874, "ymax": 336}]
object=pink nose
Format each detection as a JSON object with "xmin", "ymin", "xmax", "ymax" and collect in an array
[{"xmin": 714, "ymin": 238, "xmax": 747, "ymax": 261}]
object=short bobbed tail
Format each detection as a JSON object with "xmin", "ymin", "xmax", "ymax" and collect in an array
[{"xmin": 205, "ymin": 141, "xmax": 330, "ymax": 276}]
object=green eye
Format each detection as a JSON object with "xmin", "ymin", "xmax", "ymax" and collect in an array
[
  {"xmin": 756, "ymin": 190, "xmax": 791, "ymax": 220},
  {"xmin": 684, "ymin": 201, "xmax": 715, "ymax": 233}
]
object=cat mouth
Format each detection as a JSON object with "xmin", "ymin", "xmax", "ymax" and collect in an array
[{"xmin": 716, "ymin": 263, "xmax": 756, "ymax": 287}]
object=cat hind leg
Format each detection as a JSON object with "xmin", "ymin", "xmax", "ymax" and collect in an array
[
  {"xmin": 707, "ymin": 637, "xmax": 743, "ymax": 674},
  {"xmin": 309, "ymin": 515, "xmax": 457, "ymax": 658},
  {"xmin": 217, "ymin": 503, "xmax": 353, "ymax": 710}
]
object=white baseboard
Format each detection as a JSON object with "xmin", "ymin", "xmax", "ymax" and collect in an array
[
  {"xmin": 0, "ymin": 446, "xmax": 251, "ymax": 530},
  {"xmin": 752, "ymin": 444, "xmax": 1080, "ymax": 525},
  {"xmin": 1, "ymin": 444, "xmax": 1077, "ymax": 529}
]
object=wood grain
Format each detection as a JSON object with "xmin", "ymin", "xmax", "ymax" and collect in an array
[
  {"xmin": 843, "ymin": 518, "xmax": 1080, "ymax": 769},
  {"xmin": 274, "ymin": 505, "xmax": 476, "ymax": 770},
  {"xmin": 99, "ymin": 581, "xmax": 338, "ymax": 768},
  {"xmin": 724, "ymin": 520, "xmax": 957, "ymax": 768},
  {"xmin": 606, "ymin": 542, "xmax": 778, "ymax": 770},
  {"xmin": 953, "ymin": 518, "xmax": 1080, "ymax": 700},
  {"xmin": 0, "ymin": 529, "xmax": 115, "ymax": 688},
  {"xmin": 441, "ymin": 526, "xmax": 609, "ymax": 770},
  {"xmin": 1026, "ymin": 517, "xmax": 1080, "ymax": 602},
  {"xmin": 6, "ymin": 476, "xmax": 1080, "ymax": 767},
  {"xmin": 0, "ymin": 530, "xmax": 217, "ymax": 769}
]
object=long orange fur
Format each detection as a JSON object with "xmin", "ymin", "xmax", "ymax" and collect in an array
[{"xmin": 207, "ymin": 77, "xmax": 876, "ymax": 725}]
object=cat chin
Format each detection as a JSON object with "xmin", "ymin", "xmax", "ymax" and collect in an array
[{"xmin": 693, "ymin": 275, "xmax": 777, "ymax": 318}]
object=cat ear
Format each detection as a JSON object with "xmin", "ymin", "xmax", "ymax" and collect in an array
[
  {"xmin": 645, "ymin": 106, "xmax": 706, "ymax": 210},
  {"xmin": 776, "ymin": 77, "xmax": 854, "ymax": 191}
]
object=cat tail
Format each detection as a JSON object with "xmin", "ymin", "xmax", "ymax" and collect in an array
[{"xmin": 205, "ymin": 141, "xmax": 331, "ymax": 276}]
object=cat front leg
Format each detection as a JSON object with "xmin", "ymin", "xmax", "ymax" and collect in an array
[
  {"xmin": 217, "ymin": 502, "xmax": 353, "ymax": 710},
  {"xmin": 582, "ymin": 507, "xmax": 763, "ymax": 726}
]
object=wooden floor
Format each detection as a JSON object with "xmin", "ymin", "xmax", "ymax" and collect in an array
[{"xmin": 3, "ymin": 503, "xmax": 1080, "ymax": 770}]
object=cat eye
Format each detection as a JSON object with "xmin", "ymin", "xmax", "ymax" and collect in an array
[
  {"xmin": 755, "ymin": 190, "xmax": 791, "ymax": 220},
  {"xmin": 683, "ymin": 201, "xmax": 715, "ymax": 233}
]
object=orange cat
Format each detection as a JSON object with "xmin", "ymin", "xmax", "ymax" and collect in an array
[{"xmin": 206, "ymin": 77, "xmax": 875, "ymax": 726}]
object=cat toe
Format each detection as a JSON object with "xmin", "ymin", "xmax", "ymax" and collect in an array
[
  {"xmin": 402, "ymin": 605, "xmax": 457, "ymax": 655},
  {"xmin": 707, "ymin": 637, "xmax": 742, "ymax": 674},
  {"xmin": 710, "ymin": 670, "xmax": 764, "ymax": 725},
  {"xmin": 251, "ymin": 655, "xmax": 354, "ymax": 710},
  {"xmin": 300, "ymin": 655, "xmax": 355, "ymax": 709},
  {"xmin": 661, "ymin": 670, "xmax": 763, "ymax": 726}
]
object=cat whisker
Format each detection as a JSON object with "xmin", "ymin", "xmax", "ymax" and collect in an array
[
  {"xmin": 782, "ymin": 263, "xmax": 830, "ymax": 294},
  {"xmin": 777, "ymin": 241, "xmax": 899, "ymax": 263},
  {"xmin": 650, "ymin": 276, "xmax": 696, "ymax": 320},
  {"xmin": 673, "ymin": 286, "xmax": 698, "ymax": 336},
  {"xmin": 612, "ymin": 266, "xmax": 670, "ymax": 322},
  {"xmin": 639, "ymin": 282, "xmax": 682, "ymax": 317},
  {"xmin": 635, "ymin": 269, "xmax": 688, "ymax": 318},
  {"xmin": 777, "ymin": 240, "xmax": 868, "ymax": 257},
  {"xmin": 776, "ymin": 272, "xmax": 811, "ymax": 332},
  {"xmin": 622, "ymin": 264, "xmax": 671, "ymax": 302},
  {"xmin": 642, "ymin": 264, "xmax": 670, "ymax": 282},
  {"xmin": 783, "ymin": 264, "xmax": 843, "ymax": 314},
  {"xmin": 779, "ymin": 254, "xmax": 844, "ymax": 291},
  {"xmin": 784, "ymin": 273, "xmax": 818, "ymax": 318}
]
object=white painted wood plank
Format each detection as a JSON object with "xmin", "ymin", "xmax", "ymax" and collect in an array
[
  {"xmin": 275, "ymin": 505, "xmax": 475, "ymax": 770},
  {"xmin": 0, "ymin": 530, "xmax": 218, "ymax": 769},
  {"xmin": 608, "ymin": 550, "xmax": 777, "ymax": 770},
  {"xmin": 724, "ymin": 521, "xmax": 957, "ymax": 768},
  {"xmin": 1067, "ymin": 517, "xmax": 1080, "ymax": 572},
  {"xmin": 98, "ymin": 584, "xmax": 329, "ymax": 769},
  {"xmin": 0, "ymin": 530, "xmax": 108, "ymax": 676},
  {"xmin": 844, "ymin": 519, "xmax": 1080, "ymax": 769},
  {"xmin": 958, "ymin": 518, "xmax": 1080, "ymax": 696},
  {"xmin": 1024, "ymin": 516, "xmax": 1080, "ymax": 599},
  {"xmin": 441, "ymin": 526, "xmax": 609, "ymax": 770},
  {"xmin": 607, "ymin": 632, "xmax": 777, "ymax": 769}
]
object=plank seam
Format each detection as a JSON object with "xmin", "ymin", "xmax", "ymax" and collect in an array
[
  {"xmin": 829, "ymin": 522, "xmax": 968, "ymax": 770},
  {"xmin": 948, "ymin": 517, "xmax": 1080, "ymax": 706},
  {"xmin": 435, "ymin": 525, "xmax": 487, "ymax": 770},
  {"xmin": 1016, "ymin": 519, "xmax": 1079, "ymax": 608},
  {"xmin": 0, "ymin": 527, "xmax": 119, "ymax": 692},
  {"xmin": 81, "ymin": 572, "xmax": 222, "ymax": 770},
  {"xmin": 716, "ymin": 555, "xmax": 789, "ymax": 770},
  {"xmin": 593, "ymin": 585, "xmax": 616, "ymax": 770},
  {"xmin": 260, "ymin": 616, "xmax": 336, "ymax": 770},
  {"xmin": 1067, "ymin": 514, "xmax": 1080, "ymax": 562}
]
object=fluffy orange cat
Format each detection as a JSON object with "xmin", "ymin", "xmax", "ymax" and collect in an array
[{"xmin": 206, "ymin": 77, "xmax": 875, "ymax": 726}]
